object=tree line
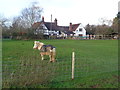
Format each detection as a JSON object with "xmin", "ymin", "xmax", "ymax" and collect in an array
[{"xmin": 85, "ymin": 17, "xmax": 118, "ymax": 36}]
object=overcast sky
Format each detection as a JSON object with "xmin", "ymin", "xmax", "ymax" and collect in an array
[{"xmin": 0, "ymin": 0, "xmax": 119, "ymax": 26}]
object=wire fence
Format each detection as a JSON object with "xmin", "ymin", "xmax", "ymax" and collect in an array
[
  {"xmin": 70, "ymin": 35, "xmax": 119, "ymax": 40},
  {"xmin": 2, "ymin": 51, "xmax": 118, "ymax": 88},
  {"xmin": 46, "ymin": 34, "xmax": 119, "ymax": 40}
]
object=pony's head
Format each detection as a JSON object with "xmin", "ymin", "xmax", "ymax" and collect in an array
[{"xmin": 33, "ymin": 41, "xmax": 44, "ymax": 50}]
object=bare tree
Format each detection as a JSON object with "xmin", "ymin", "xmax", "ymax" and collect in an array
[
  {"xmin": 11, "ymin": 16, "xmax": 25, "ymax": 32},
  {"xmin": 20, "ymin": 2, "xmax": 43, "ymax": 28},
  {"xmin": 0, "ymin": 14, "xmax": 8, "ymax": 28},
  {"xmin": 0, "ymin": 14, "xmax": 11, "ymax": 38},
  {"xmin": 98, "ymin": 18, "xmax": 112, "ymax": 26},
  {"xmin": 95, "ymin": 25, "xmax": 112, "ymax": 35},
  {"xmin": 9, "ymin": 2, "xmax": 43, "ymax": 39},
  {"xmin": 85, "ymin": 24, "xmax": 96, "ymax": 35}
]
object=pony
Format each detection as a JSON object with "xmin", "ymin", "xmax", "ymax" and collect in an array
[{"xmin": 33, "ymin": 41, "xmax": 56, "ymax": 62}]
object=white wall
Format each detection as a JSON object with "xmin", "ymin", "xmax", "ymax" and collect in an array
[
  {"xmin": 73, "ymin": 24, "xmax": 86, "ymax": 36},
  {"xmin": 35, "ymin": 23, "xmax": 49, "ymax": 35}
]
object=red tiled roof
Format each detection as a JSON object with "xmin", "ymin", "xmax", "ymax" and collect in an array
[
  {"xmin": 32, "ymin": 22, "xmax": 42, "ymax": 29},
  {"xmin": 32, "ymin": 21, "xmax": 80, "ymax": 33},
  {"xmin": 71, "ymin": 23, "xmax": 80, "ymax": 31}
]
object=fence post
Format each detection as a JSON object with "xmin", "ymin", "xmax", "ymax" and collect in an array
[{"xmin": 72, "ymin": 52, "xmax": 75, "ymax": 80}]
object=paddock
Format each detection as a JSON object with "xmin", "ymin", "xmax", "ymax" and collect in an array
[{"xmin": 2, "ymin": 40, "xmax": 118, "ymax": 88}]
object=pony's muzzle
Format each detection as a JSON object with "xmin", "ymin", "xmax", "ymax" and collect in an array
[{"xmin": 33, "ymin": 47, "xmax": 37, "ymax": 49}]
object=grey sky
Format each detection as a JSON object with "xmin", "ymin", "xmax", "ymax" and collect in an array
[{"xmin": 0, "ymin": 0, "xmax": 119, "ymax": 26}]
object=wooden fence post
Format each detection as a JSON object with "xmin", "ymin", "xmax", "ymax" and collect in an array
[{"xmin": 72, "ymin": 52, "xmax": 75, "ymax": 80}]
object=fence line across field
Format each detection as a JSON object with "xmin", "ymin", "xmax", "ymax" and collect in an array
[{"xmin": 3, "ymin": 51, "xmax": 117, "ymax": 84}]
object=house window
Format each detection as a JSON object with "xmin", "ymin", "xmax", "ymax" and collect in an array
[
  {"xmin": 79, "ymin": 28, "xmax": 82, "ymax": 31},
  {"xmin": 39, "ymin": 26, "xmax": 43, "ymax": 29},
  {"xmin": 79, "ymin": 34, "xmax": 83, "ymax": 36}
]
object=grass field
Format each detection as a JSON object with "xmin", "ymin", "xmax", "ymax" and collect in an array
[{"xmin": 2, "ymin": 39, "xmax": 119, "ymax": 88}]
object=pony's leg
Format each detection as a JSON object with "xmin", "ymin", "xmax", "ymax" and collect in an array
[
  {"xmin": 51, "ymin": 48, "xmax": 56, "ymax": 62},
  {"xmin": 51, "ymin": 53, "xmax": 55, "ymax": 62},
  {"xmin": 52, "ymin": 51, "xmax": 56, "ymax": 62},
  {"xmin": 41, "ymin": 54, "xmax": 44, "ymax": 60},
  {"xmin": 49, "ymin": 55, "xmax": 52, "ymax": 62}
]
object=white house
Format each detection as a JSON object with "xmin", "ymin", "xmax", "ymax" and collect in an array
[
  {"xmin": 68, "ymin": 23, "xmax": 86, "ymax": 37},
  {"xmin": 73, "ymin": 24, "xmax": 86, "ymax": 37},
  {"xmin": 32, "ymin": 17, "xmax": 86, "ymax": 37}
]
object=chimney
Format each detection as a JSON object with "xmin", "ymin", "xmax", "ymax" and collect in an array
[
  {"xmin": 69, "ymin": 22, "xmax": 72, "ymax": 31},
  {"xmin": 54, "ymin": 18, "xmax": 57, "ymax": 26},
  {"xmin": 42, "ymin": 16, "xmax": 44, "ymax": 22}
]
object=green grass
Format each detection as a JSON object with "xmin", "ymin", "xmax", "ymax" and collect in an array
[{"xmin": 2, "ymin": 39, "xmax": 118, "ymax": 88}]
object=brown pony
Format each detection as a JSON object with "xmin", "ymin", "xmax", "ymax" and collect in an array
[{"xmin": 33, "ymin": 41, "xmax": 56, "ymax": 62}]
